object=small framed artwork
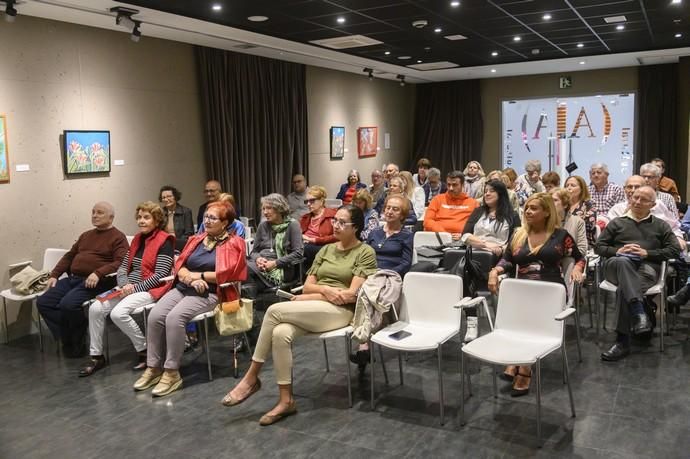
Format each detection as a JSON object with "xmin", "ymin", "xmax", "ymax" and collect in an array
[
  {"xmin": 63, "ymin": 130, "xmax": 111, "ymax": 175},
  {"xmin": 357, "ymin": 126, "xmax": 378, "ymax": 158},
  {"xmin": 0, "ymin": 115, "xmax": 9, "ymax": 183},
  {"xmin": 330, "ymin": 126, "xmax": 345, "ymax": 160}
]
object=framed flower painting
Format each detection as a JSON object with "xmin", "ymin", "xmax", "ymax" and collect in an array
[{"xmin": 63, "ymin": 130, "xmax": 111, "ymax": 175}]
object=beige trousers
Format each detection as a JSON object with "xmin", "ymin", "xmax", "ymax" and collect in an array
[{"xmin": 253, "ymin": 300, "xmax": 353, "ymax": 384}]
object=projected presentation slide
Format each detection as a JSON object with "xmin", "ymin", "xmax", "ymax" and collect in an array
[{"xmin": 502, "ymin": 93, "xmax": 635, "ymax": 186}]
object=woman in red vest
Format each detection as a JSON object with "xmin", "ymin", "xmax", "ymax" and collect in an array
[{"xmin": 80, "ymin": 201, "xmax": 175, "ymax": 377}]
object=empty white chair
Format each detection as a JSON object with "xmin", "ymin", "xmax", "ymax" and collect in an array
[
  {"xmin": 1, "ymin": 248, "xmax": 68, "ymax": 349},
  {"xmin": 460, "ymin": 278, "xmax": 576, "ymax": 445},
  {"xmin": 413, "ymin": 231, "xmax": 452, "ymax": 249}
]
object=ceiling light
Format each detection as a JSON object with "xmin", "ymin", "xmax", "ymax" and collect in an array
[
  {"xmin": 491, "ymin": 51, "xmax": 498, "ymax": 56},
  {"xmin": 579, "ymin": 61, "xmax": 585, "ymax": 65},
  {"xmin": 672, "ymin": 0, "xmax": 681, "ymax": 4},
  {"xmin": 444, "ymin": 34, "xmax": 468, "ymax": 40},
  {"xmin": 4, "ymin": 0, "xmax": 17, "ymax": 22},
  {"xmin": 384, "ymin": 51, "xmax": 391, "ymax": 55},
  {"xmin": 604, "ymin": 15, "xmax": 627, "ymax": 24},
  {"xmin": 396, "ymin": 75, "xmax": 406, "ymax": 86},
  {"xmin": 398, "ymin": 56, "xmax": 411, "ymax": 60},
  {"xmin": 337, "ymin": 17, "xmax": 345, "ymax": 24},
  {"xmin": 131, "ymin": 22, "xmax": 141, "ymax": 42},
  {"xmin": 450, "ymin": 1, "xmax": 460, "ymax": 7},
  {"xmin": 212, "ymin": 4, "xmax": 222, "ymax": 11},
  {"xmin": 676, "ymin": 33, "xmax": 683, "ymax": 38},
  {"xmin": 434, "ymin": 27, "xmax": 442, "ymax": 33},
  {"xmin": 424, "ymin": 46, "xmax": 431, "ymax": 50},
  {"xmin": 577, "ymin": 43, "xmax": 584, "ymax": 48},
  {"xmin": 542, "ymin": 13, "xmax": 552, "ymax": 20},
  {"xmin": 490, "ymin": 69, "xmax": 497, "ymax": 73},
  {"xmin": 363, "ymin": 68, "xmax": 373, "ymax": 80},
  {"xmin": 616, "ymin": 24, "xmax": 625, "ymax": 30},
  {"xmin": 417, "ymin": 59, "xmax": 423, "ymax": 63},
  {"xmin": 513, "ymin": 36, "xmax": 521, "ymax": 42},
  {"xmin": 247, "ymin": 15, "xmax": 269, "ymax": 22}
]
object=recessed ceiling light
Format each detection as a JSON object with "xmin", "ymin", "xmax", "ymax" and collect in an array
[
  {"xmin": 417, "ymin": 59, "xmax": 423, "ymax": 63},
  {"xmin": 212, "ymin": 4, "xmax": 222, "ymax": 11},
  {"xmin": 513, "ymin": 36, "xmax": 521, "ymax": 41},
  {"xmin": 676, "ymin": 33, "xmax": 683, "ymax": 38},
  {"xmin": 579, "ymin": 61, "xmax": 586, "ymax": 65},
  {"xmin": 247, "ymin": 15, "xmax": 269, "ymax": 22},
  {"xmin": 337, "ymin": 17, "xmax": 345, "ymax": 24},
  {"xmin": 577, "ymin": 43, "xmax": 584, "ymax": 48},
  {"xmin": 491, "ymin": 51, "xmax": 498, "ymax": 56},
  {"xmin": 434, "ymin": 27, "xmax": 442, "ymax": 33},
  {"xmin": 450, "ymin": 1, "xmax": 460, "ymax": 7},
  {"xmin": 398, "ymin": 56, "xmax": 412, "ymax": 60},
  {"xmin": 672, "ymin": 0, "xmax": 681, "ymax": 4},
  {"xmin": 616, "ymin": 24, "xmax": 625, "ymax": 30},
  {"xmin": 444, "ymin": 34, "xmax": 468, "ymax": 40},
  {"xmin": 385, "ymin": 51, "xmax": 391, "ymax": 55},
  {"xmin": 490, "ymin": 69, "xmax": 497, "ymax": 73},
  {"xmin": 542, "ymin": 13, "xmax": 552, "ymax": 20}
]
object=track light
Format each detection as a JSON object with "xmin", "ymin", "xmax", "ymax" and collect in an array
[
  {"xmin": 4, "ymin": 0, "xmax": 17, "ymax": 23},
  {"xmin": 110, "ymin": 6, "xmax": 142, "ymax": 42},
  {"xmin": 131, "ymin": 22, "xmax": 142, "ymax": 42},
  {"xmin": 363, "ymin": 67, "xmax": 374, "ymax": 80},
  {"xmin": 396, "ymin": 74, "xmax": 406, "ymax": 86}
]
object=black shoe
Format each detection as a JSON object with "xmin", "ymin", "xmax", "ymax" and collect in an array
[
  {"xmin": 668, "ymin": 285, "xmax": 690, "ymax": 307},
  {"xmin": 631, "ymin": 313, "xmax": 652, "ymax": 335},
  {"xmin": 349, "ymin": 350, "xmax": 370, "ymax": 373},
  {"xmin": 601, "ymin": 342, "xmax": 630, "ymax": 362},
  {"xmin": 79, "ymin": 356, "xmax": 107, "ymax": 377}
]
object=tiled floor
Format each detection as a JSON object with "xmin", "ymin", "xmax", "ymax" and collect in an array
[{"xmin": 1, "ymin": 306, "xmax": 689, "ymax": 459}]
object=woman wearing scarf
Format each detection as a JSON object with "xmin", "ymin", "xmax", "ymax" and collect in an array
[{"xmin": 246, "ymin": 194, "xmax": 304, "ymax": 295}]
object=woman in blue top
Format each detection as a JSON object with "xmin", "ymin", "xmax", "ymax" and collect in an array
[{"xmin": 366, "ymin": 194, "xmax": 413, "ymax": 277}]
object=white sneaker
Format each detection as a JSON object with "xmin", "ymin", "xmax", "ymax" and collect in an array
[{"xmin": 464, "ymin": 317, "xmax": 478, "ymax": 343}]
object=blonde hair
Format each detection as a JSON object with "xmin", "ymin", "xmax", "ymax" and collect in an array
[
  {"xmin": 384, "ymin": 194, "xmax": 410, "ymax": 224},
  {"xmin": 511, "ymin": 193, "xmax": 559, "ymax": 254},
  {"xmin": 307, "ymin": 185, "xmax": 327, "ymax": 200},
  {"xmin": 388, "ymin": 176, "xmax": 406, "ymax": 194},
  {"xmin": 550, "ymin": 187, "xmax": 571, "ymax": 210},
  {"xmin": 564, "ymin": 175, "xmax": 591, "ymax": 202},
  {"xmin": 218, "ymin": 192, "xmax": 236, "ymax": 206},
  {"xmin": 352, "ymin": 188, "xmax": 373, "ymax": 209},
  {"xmin": 135, "ymin": 201, "xmax": 166, "ymax": 229},
  {"xmin": 463, "ymin": 161, "xmax": 486, "ymax": 177},
  {"xmin": 398, "ymin": 171, "xmax": 415, "ymax": 200}
]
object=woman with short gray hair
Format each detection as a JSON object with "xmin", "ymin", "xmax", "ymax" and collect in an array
[{"xmin": 514, "ymin": 159, "xmax": 545, "ymax": 205}]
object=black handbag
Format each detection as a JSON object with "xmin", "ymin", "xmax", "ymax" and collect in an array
[{"xmin": 450, "ymin": 245, "xmax": 487, "ymax": 297}]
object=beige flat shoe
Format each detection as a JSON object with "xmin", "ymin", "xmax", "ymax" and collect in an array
[
  {"xmin": 222, "ymin": 378, "xmax": 262, "ymax": 407},
  {"xmin": 133, "ymin": 368, "xmax": 162, "ymax": 391},
  {"xmin": 152, "ymin": 371, "xmax": 183, "ymax": 397},
  {"xmin": 259, "ymin": 400, "xmax": 297, "ymax": 426}
]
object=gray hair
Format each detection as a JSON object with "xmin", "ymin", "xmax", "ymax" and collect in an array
[
  {"xmin": 389, "ymin": 176, "xmax": 406, "ymax": 193},
  {"xmin": 524, "ymin": 159, "xmax": 542, "ymax": 173},
  {"xmin": 94, "ymin": 201, "xmax": 115, "ymax": 218},
  {"xmin": 590, "ymin": 163, "xmax": 609, "ymax": 174},
  {"xmin": 427, "ymin": 167, "xmax": 441, "ymax": 178},
  {"xmin": 640, "ymin": 163, "xmax": 661, "ymax": 177},
  {"xmin": 260, "ymin": 193, "xmax": 290, "ymax": 218}
]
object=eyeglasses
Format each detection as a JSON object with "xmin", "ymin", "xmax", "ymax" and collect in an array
[
  {"xmin": 203, "ymin": 214, "xmax": 220, "ymax": 222},
  {"xmin": 330, "ymin": 218, "xmax": 354, "ymax": 228},
  {"xmin": 304, "ymin": 198, "xmax": 319, "ymax": 204}
]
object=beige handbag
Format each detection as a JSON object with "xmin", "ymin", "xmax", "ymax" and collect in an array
[{"xmin": 214, "ymin": 297, "xmax": 253, "ymax": 336}]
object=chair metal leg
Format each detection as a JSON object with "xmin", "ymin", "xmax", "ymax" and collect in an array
[
  {"xmin": 344, "ymin": 334, "xmax": 352, "ymax": 408},
  {"xmin": 378, "ymin": 345, "xmax": 389, "ymax": 385},
  {"xmin": 437, "ymin": 344, "xmax": 444, "ymax": 426},
  {"xmin": 323, "ymin": 340, "xmax": 330, "ymax": 372},
  {"xmin": 573, "ymin": 310, "xmax": 583, "ymax": 363},
  {"xmin": 398, "ymin": 352, "xmax": 404, "ymax": 386},
  {"xmin": 243, "ymin": 332, "xmax": 253, "ymax": 356},
  {"xmin": 2, "ymin": 298, "xmax": 8, "ymax": 345},
  {"xmin": 660, "ymin": 289, "xmax": 666, "ymax": 353},
  {"xmin": 36, "ymin": 308, "xmax": 44, "ymax": 352},
  {"xmin": 535, "ymin": 359, "xmax": 542, "ymax": 446},
  {"xmin": 492, "ymin": 365, "xmax": 498, "ymax": 397},
  {"xmin": 203, "ymin": 318, "xmax": 212, "ymax": 381},
  {"xmin": 370, "ymin": 341, "xmax": 375, "ymax": 410},
  {"xmin": 563, "ymin": 345, "xmax": 576, "ymax": 418},
  {"xmin": 586, "ymin": 283, "xmax": 594, "ymax": 328},
  {"xmin": 595, "ymin": 265, "xmax": 602, "ymax": 341},
  {"xmin": 603, "ymin": 291, "xmax": 609, "ymax": 331},
  {"xmin": 459, "ymin": 350, "xmax": 465, "ymax": 426}
]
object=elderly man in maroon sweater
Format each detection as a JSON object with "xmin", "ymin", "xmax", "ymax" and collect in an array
[{"xmin": 37, "ymin": 202, "xmax": 128, "ymax": 357}]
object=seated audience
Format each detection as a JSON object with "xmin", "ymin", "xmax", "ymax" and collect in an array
[
  {"xmin": 222, "ymin": 205, "xmax": 377, "ymax": 425},
  {"xmin": 485, "ymin": 170, "xmax": 520, "ymax": 212},
  {"xmin": 541, "ymin": 171, "xmax": 560, "ymax": 193},
  {"xmin": 336, "ymin": 169, "xmax": 367, "ymax": 205},
  {"xmin": 502, "ymin": 167, "xmax": 518, "ymax": 191},
  {"xmin": 197, "ymin": 180, "xmax": 222, "ymax": 228},
  {"xmin": 287, "ymin": 174, "xmax": 309, "ymax": 220},
  {"xmin": 640, "ymin": 163, "xmax": 679, "ymax": 219},
  {"xmin": 422, "ymin": 167, "xmax": 447, "ymax": 206},
  {"xmin": 374, "ymin": 177, "xmax": 418, "ymax": 226},
  {"xmin": 300, "ymin": 185, "xmax": 337, "ymax": 268},
  {"xmin": 463, "ymin": 160, "xmax": 486, "ymax": 199},
  {"xmin": 369, "ymin": 170, "xmax": 387, "ymax": 203},
  {"xmin": 352, "ymin": 188, "xmax": 379, "ymax": 241},
  {"xmin": 551, "ymin": 188, "xmax": 588, "ymax": 254},
  {"xmin": 488, "ymin": 193, "xmax": 584, "ymax": 396},
  {"xmin": 159, "ymin": 185, "xmax": 194, "ymax": 251},
  {"xmin": 514, "ymin": 160, "xmax": 545, "ymax": 205},
  {"xmin": 383, "ymin": 163, "xmax": 400, "ymax": 185},
  {"xmin": 596, "ymin": 186, "xmax": 680, "ymax": 362},
  {"xmin": 133, "ymin": 201, "xmax": 246, "ymax": 396},
  {"xmin": 37, "ymin": 202, "xmax": 128, "ymax": 358},
  {"xmin": 366, "ymin": 194, "xmax": 413, "ymax": 277},
  {"xmin": 81, "ymin": 202, "xmax": 174, "ymax": 376},
  {"xmin": 424, "ymin": 170, "xmax": 479, "ymax": 240},
  {"xmin": 564, "ymin": 175, "xmax": 597, "ymax": 247},
  {"xmin": 412, "ymin": 157, "xmax": 431, "ymax": 187},
  {"xmin": 245, "ymin": 194, "xmax": 303, "ymax": 297},
  {"xmin": 198, "ymin": 193, "xmax": 245, "ymax": 238},
  {"xmin": 399, "ymin": 170, "xmax": 426, "ymax": 219},
  {"xmin": 588, "ymin": 163, "xmax": 625, "ymax": 215},
  {"xmin": 651, "ymin": 158, "xmax": 680, "ymax": 202}
]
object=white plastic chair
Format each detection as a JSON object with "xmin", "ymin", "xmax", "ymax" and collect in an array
[
  {"xmin": 459, "ymin": 278, "xmax": 576, "ymax": 445},
  {"xmin": 598, "ymin": 260, "xmax": 669, "ymax": 351},
  {"xmin": 370, "ymin": 272, "xmax": 463, "ymax": 425},
  {"xmin": 413, "ymin": 231, "xmax": 452, "ymax": 249},
  {"xmin": 1, "ymin": 248, "xmax": 68, "ymax": 349},
  {"xmin": 324, "ymin": 198, "xmax": 343, "ymax": 209}
]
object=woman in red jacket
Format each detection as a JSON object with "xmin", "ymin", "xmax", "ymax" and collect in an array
[{"xmin": 300, "ymin": 185, "xmax": 337, "ymax": 269}]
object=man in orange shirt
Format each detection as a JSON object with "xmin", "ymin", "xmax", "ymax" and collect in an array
[{"xmin": 424, "ymin": 170, "xmax": 479, "ymax": 240}]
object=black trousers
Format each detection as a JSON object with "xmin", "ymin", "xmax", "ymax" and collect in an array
[{"xmin": 604, "ymin": 257, "xmax": 658, "ymax": 335}]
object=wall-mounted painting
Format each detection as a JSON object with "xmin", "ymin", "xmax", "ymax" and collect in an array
[
  {"xmin": 63, "ymin": 130, "xmax": 111, "ymax": 175},
  {"xmin": 0, "ymin": 115, "xmax": 9, "ymax": 183},
  {"xmin": 330, "ymin": 126, "xmax": 345, "ymax": 160},
  {"xmin": 357, "ymin": 126, "xmax": 377, "ymax": 158}
]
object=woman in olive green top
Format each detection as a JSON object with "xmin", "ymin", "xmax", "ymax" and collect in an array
[{"xmin": 222, "ymin": 205, "xmax": 377, "ymax": 426}]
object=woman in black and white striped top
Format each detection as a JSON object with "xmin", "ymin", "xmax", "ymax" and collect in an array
[{"xmin": 80, "ymin": 201, "xmax": 174, "ymax": 377}]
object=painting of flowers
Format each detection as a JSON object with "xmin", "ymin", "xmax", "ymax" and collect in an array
[
  {"xmin": 63, "ymin": 130, "xmax": 111, "ymax": 175},
  {"xmin": 0, "ymin": 115, "xmax": 8, "ymax": 183}
]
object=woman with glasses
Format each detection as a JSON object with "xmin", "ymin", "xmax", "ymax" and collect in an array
[
  {"xmin": 133, "ymin": 201, "xmax": 246, "ymax": 397},
  {"xmin": 222, "ymin": 205, "xmax": 377, "ymax": 425},
  {"xmin": 336, "ymin": 169, "xmax": 367, "ymax": 205},
  {"xmin": 159, "ymin": 185, "xmax": 194, "ymax": 251},
  {"xmin": 300, "ymin": 185, "xmax": 337, "ymax": 269}
]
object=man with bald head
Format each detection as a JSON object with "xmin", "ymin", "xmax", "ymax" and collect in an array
[
  {"xmin": 37, "ymin": 202, "xmax": 128, "ymax": 357},
  {"xmin": 197, "ymin": 180, "xmax": 222, "ymax": 228},
  {"xmin": 596, "ymin": 186, "xmax": 680, "ymax": 361}
]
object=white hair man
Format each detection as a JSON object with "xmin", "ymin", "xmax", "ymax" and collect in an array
[
  {"xmin": 588, "ymin": 163, "xmax": 625, "ymax": 215},
  {"xmin": 640, "ymin": 163, "xmax": 678, "ymax": 219}
]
